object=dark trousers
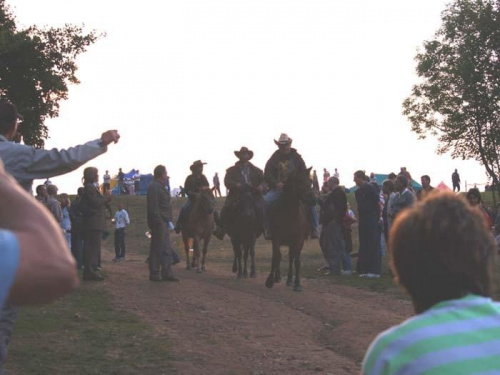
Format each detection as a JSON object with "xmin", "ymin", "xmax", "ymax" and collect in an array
[
  {"xmin": 453, "ymin": 182, "xmax": 460, "ymax": 192},
  {"xmin": 319, "ymin": 221, "xmax": 345, "ymax": 275},
  {"xmin": 71, "ymin": 228, "xmax": 84, "ymax": 268},
  {"xmin": 114, "ymin": 228, "xmax": 126, "ymax": 258},
  {"xmin": 149, "ymin": 222, "xmax": 174, "ymax": 277},
  {"xmin": 356, "ymin": 215, "xmax": 382, "ymax": 275},
  {"xmin": 84, "ymin": 229, "xmax": 102, "ymax": 273}
]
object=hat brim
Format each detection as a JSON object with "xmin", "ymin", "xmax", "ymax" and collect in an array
[
  {"xmin": 234, "ymin": 150, "xmax": 254, "ymax": 160},
  {"xmin": 274, "ymin": 139, "xmax": 292, "ymax": 146}
]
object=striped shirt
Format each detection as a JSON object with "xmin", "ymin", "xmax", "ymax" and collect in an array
[{"xmin": 363, "ymin": 294, "xmax": 500, "ymax": 375}]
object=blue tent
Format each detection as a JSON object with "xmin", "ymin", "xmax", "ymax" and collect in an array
[{"xmin": 111, "ymin": 169, "xmax": 153, "ymax": 195}]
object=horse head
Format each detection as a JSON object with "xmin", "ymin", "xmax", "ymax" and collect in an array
[
  {"xmin": 192, "ymin": 188, "xmax": 215, "ymax": 215},
  {"xmin": 283, "ymin": 167, "xmax": 315, "ymax": 205}
]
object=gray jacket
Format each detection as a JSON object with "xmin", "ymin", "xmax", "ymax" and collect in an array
[{"xmin": 0, "ymin": 135, "xmax": 106, "ymax": 192}]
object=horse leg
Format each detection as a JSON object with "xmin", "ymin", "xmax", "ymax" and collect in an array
[
  {"xmin": 250, "ymin": 237, "xmax": 257, "ymax": 278},
  {"xmin": 293, "ymin": 246, "xmax": 304, "ymax": 292},
  {"xmin": 183, "ymin": 236, "xmax": 191, "ymax": 270},
  {"xmin": 242, "ymin": 240, "xmax": 249, "ymax": 278},
  {"xmin": 231, "ymin": 237, "xmax": 238, "ymax": 273},
  {"xmin": 286, "ymin": 249, "xmax": 294, "ymax": 287},
  {"xmin": 265, "ymin": 241, "xmax": 280, "ymax": 288},
  {"xmin": 273, "ymin": 247, "xmax": 281, "ymax": 283},
  {"xmin": 201, "ymin": 235, "xmax": 210, "ymax": 272},
  {"xmin": 194, "ymin": 237, "xmax": 202, "ymax": 273}
]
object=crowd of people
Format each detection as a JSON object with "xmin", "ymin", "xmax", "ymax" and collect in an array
[{"xmin": 2, "ymin": 98, "xmax": 500, "ymax": 374}]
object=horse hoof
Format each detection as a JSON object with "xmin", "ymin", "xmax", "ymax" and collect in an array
[
  {"xmin": 286, "ymin": 278, "xmax": 293, "ymax": 287},
  {"xmin": 250, "ymin": 271, "xmax": 257, "ymax": 278},
  {"xmin": 293, "ymin": 285, "xmax": 303, "ymax": 292},
  {"xmin": 196, "ymin": 269, "xmax": 202, "ymax": 273},
  {"xmin": 265, "ymin": 278, "xmax": 274, "ymax": 289}
]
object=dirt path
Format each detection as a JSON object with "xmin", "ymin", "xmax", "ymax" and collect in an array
[{"xmin": 102, "ymin": 251, "xmax": 412, "ymax": 375}]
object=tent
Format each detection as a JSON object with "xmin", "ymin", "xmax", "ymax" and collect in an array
[
  {"xmin": 109, "ymin": 169, "xmax": 153, "ymax": 195},
  {"xmin": 436, "ymin": 181, "xmax": 452, "ymax": 192},
  {"xmin": 348, "ymin": 173, "xmax": 422, "ymax": 192}
]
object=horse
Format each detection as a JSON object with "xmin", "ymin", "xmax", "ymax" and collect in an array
[
  {"xmin": 224, "ymin": 185, "xmax": 263, "ymax": 278},
  {"xmin": 265, "ymin": 167, "xmax": 315, "ymax": 291},
  {"xmin": 181, "ymin": 188, "xmax": 215, "ymax": 273}
]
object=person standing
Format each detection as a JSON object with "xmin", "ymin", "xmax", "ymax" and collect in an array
[
  {"xmin": 0, "ymin": 101, "xmax": 119, "ymax": 371},
  {"xmin": 416, "ymin": 175, "xmax": 434, "ymax": 201},
  {"xmin": 323, "ymin": 168, "xmax": 330, "ymax": 183},
  {"xmin": 34, "ymin": 185, "xmax": 48, "ymax": 205},
  {"xmin": 59, "ymin": 193, "xmax": 72, "ymax": 250},
  {"xmin": 452, "ymin": 169, "xmax": 461, "ymax": 192},
  {"xmin": 70, "ymin": 188, "xmax": 85, "ymax": 269},
  {"xmin": 113, "ymin": 202, "xmax": 130, "ymax": 262},
  {"xmin": 392, "ymin": 175, "xmax": 416, "ymax": 219},
  {"xmin": 46, "ymin": 185, "xmax": 62, "ymax": 224},
  {"xmin": 319, "ymin": 176, "xmax": 347, "ymax": 276},
  {"xmin": 117, "ymin": 168, "xmax": 125, "ymax": 195},
  {"xmin": 354, "ymin": 170, "xmax": 381, "ymax": 278},
  {"xmin": 147, "ymin": 165, "xmax": 179, "ymax": 282},
  {"xmin": 81, "ymin": 167, "xmax": 111, "ymax": 281},
  {"xmin": 213, "ymin": 172, "xmax": 222, "ymax": 197},
  {"xmin": 333, "ymin": 168, "xmax": 339, "ymax": 178},
  {"xmin": 133, "ymin": 170, "xmax": 141, "ymax": 195},
  {"xmin": 102, "ymin": 170, "xmax": 111, "ymax": 194},
  {"xmin": 312, "ymin": 170, "xmax": 320, "ymax": 194}
]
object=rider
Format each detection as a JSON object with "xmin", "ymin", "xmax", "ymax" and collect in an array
[
  {"xmin": 263, "ymin": 133, "xmax": 320, "ymax": 239},
  {"xmin": 213, "ymin": 147, "xmax": 265, "ymax": 240},
  {"xmin": 174, "ymin": 160, "xmax": 211, "ymax": 233}
]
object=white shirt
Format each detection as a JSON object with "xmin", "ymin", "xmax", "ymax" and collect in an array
[{"xmin": 114, "ymin": 209, "xmax": 130, "ymax": 229}]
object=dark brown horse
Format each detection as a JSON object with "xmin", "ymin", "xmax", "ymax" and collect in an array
[
  {"xmin": 265, "ymin": 167, "xmax": 315, "ymax": 291},
  {"xmin": 224, "ymin": 185, "xmax": 263, "ymax": 278},
  {"xmin": 181, "ymin": 188, "xmax": 215, "ymax": 273}
]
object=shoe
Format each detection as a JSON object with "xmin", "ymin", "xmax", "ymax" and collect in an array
[
  {"xmin": 149, "ymin": 274, "xmax": 162, "ymax": 282},
  {"xmin": 162, "ymin": 275, "xmax": 180, "ymax": 282},
  {"xmin": 341, "ymin": 270, "xmax": 352, "ymax": 276},
  {"xmin": 317, "ymin": 265, "xmax": 329, "ymax": 272},
  {"xmin": 96, "ymin": 266, "xmax": 102, "ymax": 271},
  {"xmin": 310, "ymin": 228, "xmax": 320, "ymax": 239},
  {"xmin": 83, "ymin": 272, "xmax": 104, "ymax": 281}
]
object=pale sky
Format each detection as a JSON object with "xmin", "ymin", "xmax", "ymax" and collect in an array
[{"xmin": 9, "ymin": 0, "xmax": 489, "ymax": 193}]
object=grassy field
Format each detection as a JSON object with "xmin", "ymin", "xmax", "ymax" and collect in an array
[{"xmin": 6, "ymin": 191, "xmax": 499, "ymax": 373}]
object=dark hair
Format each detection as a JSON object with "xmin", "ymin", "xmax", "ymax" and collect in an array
[
  {"xmin": 396, "ymin": 175, "xmax": 408, "ymax": 188},
  {"xmin": 77, "ymin": 187, "xmax": 85, "ymax": 196},
  {"xmin": 389, "ymin": 193, "xmax": 496, "ymax": 314},
  {"xmin": 388, "ymin": 172, "xmax": 397, "ymax": 180},
  {"xmin": 370, "ymin": 181, "xmax": 380, "ymax": 193},
  {"xmin": 382, "ymin": 179, "xmax": 394, "ymax": 193},
  {"xmin": 154, "ymin": 165, "xmax": 166, "ymax": 178},
  {"xmin": 83, "ymin": 167, "xmax": 98, "ymax": 184},
  {"xmin": 466, "ymin": 188, "xmax": 482, "ymax": 203},
  {"xmin": 329, "ymin": 176, "xmax": 339, "ymax": 185},
  {"xmin": 0, "ymin": 102, "xmax": 19, "ymax": 134},
  {"xmin": 35, "ymin": 184, "xmax": 46, "ymax": 195},
  {"xmin": 421, "ymin": 175, "xmax": 431, "ymax": 183},
  {"xmin": 46, "ymin": 184, "xmax": 58, "ymax": 195},
  {"xmin": 354, "ymin": 170, "xmax": 366, "ymax": 180}
]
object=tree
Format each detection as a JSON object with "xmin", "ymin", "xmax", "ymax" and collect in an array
[
  {"xmin": 402, "ymin": 0, "xmax": 500, "ymax": 193},
  {"xmin": 0, "ymin": 0, "xmax": 102, "ymax": 147}
]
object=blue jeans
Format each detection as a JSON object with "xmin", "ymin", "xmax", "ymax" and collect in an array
[
  {"xmin": 342, "ymin": 243, "xmax": 352, "ymax": 272},
  {"xmin": 264, "ymin": 189, "xmax": 318, "ymax": 231}
]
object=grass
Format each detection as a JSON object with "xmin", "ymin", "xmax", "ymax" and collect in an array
[{"xmin": 6, "ymin": 285, "xmax": 174, "ymax": 375}]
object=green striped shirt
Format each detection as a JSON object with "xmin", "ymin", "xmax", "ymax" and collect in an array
[{"xmin": 363, "ymin": 294, "xmax": 500, "ymax": 375}]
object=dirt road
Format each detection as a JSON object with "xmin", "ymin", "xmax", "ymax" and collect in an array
[{"xmin": 103, "ymin": 251, "xmax": 412, "ymax": 375}]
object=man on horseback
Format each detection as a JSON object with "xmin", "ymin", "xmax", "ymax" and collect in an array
[
  {"xmin": 263, "ymin": 133, "xmax": 319, "ymax": 240},
  {"xmin": 174, "ymin": 160, "xmax": 211, "ymax": 233},
  {"xmin": 213, "ymin": 147, "xmax": 265, "ymax": 240}
]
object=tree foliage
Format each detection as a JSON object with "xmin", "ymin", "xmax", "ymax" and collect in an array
[
  {"xmin": 403, "ymin": 0, "xmax": 500, "ymax": 186},
  {"xmin": 0, "ymin": 0, "xmax": 102, "ymax": 147}
]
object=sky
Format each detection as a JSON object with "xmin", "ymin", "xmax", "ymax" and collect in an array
[{"xmin": 8, "ymin": 0, "xmax": 490, "ymax": 193}]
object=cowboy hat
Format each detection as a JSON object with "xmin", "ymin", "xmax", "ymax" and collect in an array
[
  {"xmin": 234, "ymin": 146, "xmax": 254, "ymax": 160},
  {"xmin": 190, "ymin": 160, "xmax": 207, "ymax": 170},
  {"xmin": 274, "ymin": 133, "xmax": 292, "ymax": 146}
]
